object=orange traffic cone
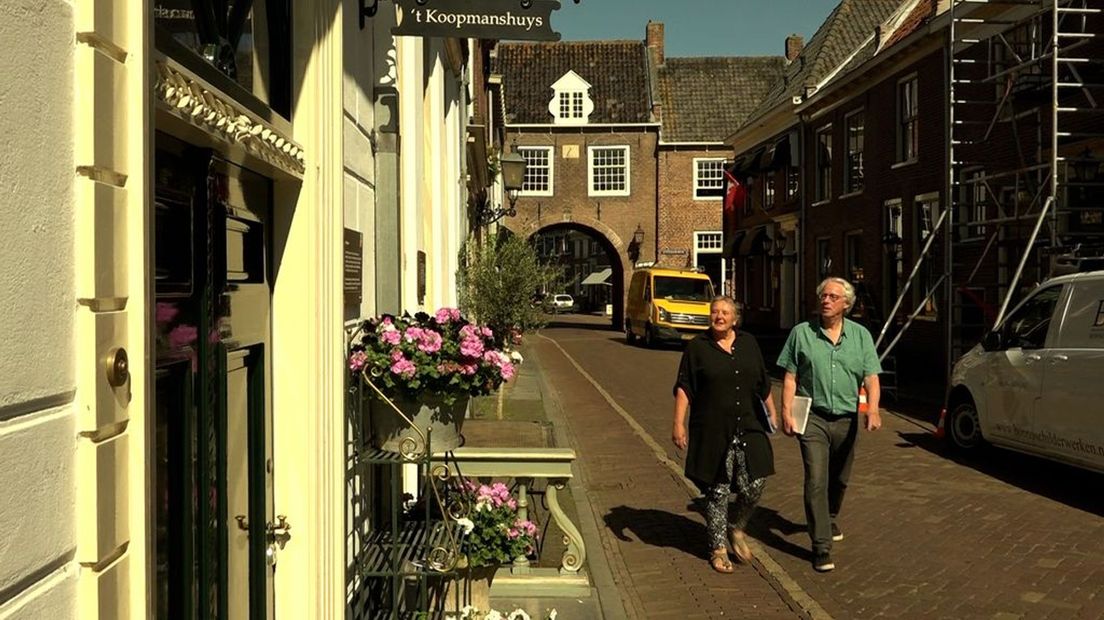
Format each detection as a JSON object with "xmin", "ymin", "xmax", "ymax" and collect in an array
[{"xmin": 858, "ymin": 386, "xmax": 868, "ymax": 414}]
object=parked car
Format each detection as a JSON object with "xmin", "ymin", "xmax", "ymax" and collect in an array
[
  {"xmin": 941, "ymin": 269, "xmax": 1104, "ymax": 474},
  {"xmin": 625, "ymin": 267, "xmax": 715, "ymax": 347},
  {"xmin": 549, "ymin": 294, "xmax": 575, "ymax": 313}
]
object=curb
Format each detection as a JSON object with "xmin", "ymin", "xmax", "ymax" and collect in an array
[{"xmin": 526, "ymin": 341, "xmax": 632, "ymax": 620}]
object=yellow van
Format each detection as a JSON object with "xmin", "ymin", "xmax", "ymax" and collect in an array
[{"xmin": 625, "ymin": 267, "xmax": 715, "ymax": 347}]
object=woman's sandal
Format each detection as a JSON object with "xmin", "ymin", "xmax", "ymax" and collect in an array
[
  {"xmin": 710, "ymin": 549, "xmax": 735, "ymax": 573},
  {"xmin": 729, "ymin": 530, "xmax": 754, "ymax": 564}
]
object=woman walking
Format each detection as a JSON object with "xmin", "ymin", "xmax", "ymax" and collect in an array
[{"xmin": 672, "ymin": 296, "xmax": 778, "ymax": 573}]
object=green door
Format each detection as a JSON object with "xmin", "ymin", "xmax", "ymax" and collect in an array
[{"xmin": 154, "ymin": 134, "xmax": 276, "ymax": 619}]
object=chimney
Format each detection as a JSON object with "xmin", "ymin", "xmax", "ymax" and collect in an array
[
  {"xmin": 785, "ymin": 34, "xmax": 804, "ymax": 62},
  {"xmin": 646, "ymin": 21, "xmax": 665, "ymax": 65}
]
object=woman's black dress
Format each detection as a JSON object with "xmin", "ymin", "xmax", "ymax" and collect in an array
[{"xmin": 673, "ymin": 331, "xmax": 775, "ymax": 491}]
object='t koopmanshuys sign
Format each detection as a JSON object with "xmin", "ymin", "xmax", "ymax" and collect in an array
[{"xmin": 392, "ymin": 0, "xmax": 562, "ymax": 41}]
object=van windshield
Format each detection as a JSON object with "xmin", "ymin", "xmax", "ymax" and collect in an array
[{"xmin": 654, "ymin": 276, "xmax": 713, "ymax": 302}]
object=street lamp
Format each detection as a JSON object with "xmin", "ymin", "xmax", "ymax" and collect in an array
[
  {"xmin": 479, "ymin": 150, "xmax": 527, "ymax": 225},
  {"xmin": 627, "ymin": 224, "xmax": 645, "ymax": 263}
]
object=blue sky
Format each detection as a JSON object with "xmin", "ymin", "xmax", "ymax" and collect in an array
[{"xmin": 551, "ymin": 0, "xmax": 842, "ymax": 57}]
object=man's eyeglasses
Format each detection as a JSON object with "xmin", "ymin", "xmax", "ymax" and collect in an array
[{"xmin": 819, "ymin": 293, "xmax": 844, "ymax": 302}]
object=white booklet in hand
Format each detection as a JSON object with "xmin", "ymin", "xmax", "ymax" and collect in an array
[{"xmin": 791, "ymin": 396, "xmax": 812, "ymax": 435}]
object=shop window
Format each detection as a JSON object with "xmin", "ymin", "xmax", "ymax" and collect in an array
[{"xmin": 154, "ymin": 1, "xmax": 292, "ymax": 118}]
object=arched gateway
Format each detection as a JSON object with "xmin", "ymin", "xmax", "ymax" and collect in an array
[{"xmin": 504, "ymin": 214, "xmax": 632, "ymax": 329}]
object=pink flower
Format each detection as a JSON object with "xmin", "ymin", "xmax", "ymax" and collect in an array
[
  {"xmin": 348, "ymin": 351, "xmax": 368, "ymax": 372},
  {"xmin": 390, "ymin": 356, "xmax": 416, "ymax": 378},
  {"xmin": 417, "ymin": 329, "xmax": 443, "ymax": 353},
  {"xmin": 481, "ymin": 326, "xmax": 494, "ymax": 339},
  {"xmin": 499, "ymin": 362, "xmax": 516, "ymax": 381},
  {"xmin": 461, "ymin": 363, "xmax": 478, "ymax": 375},
  {"xmin": 168, "ymin": 324, "xmax": 198, "ymax": 349},
  {"xmin": 435, "ymin": 307, "xmax": 463, "ymax": 323},
  {"xmin": 380, "ymin": 330, "xmax": 401, "ymax": 346},
  {"xmin": 156, "ymin": 302, "xmax": 179, "ymax": 325},
  {"xmin": 391, "ymin": 349, "xmax": 406, "ymax": 362},
  {"xmin": 460, "ymin": 336, "xmax": 484, "ymax": 358},
  {"xmin": 403, "ymin": 326, "xmax": 424, "ymax": 343}
]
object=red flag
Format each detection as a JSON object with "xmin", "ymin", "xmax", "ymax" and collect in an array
[{"xmin": 723, "ymin": 167, "xmax": 746, "ymax": 255}]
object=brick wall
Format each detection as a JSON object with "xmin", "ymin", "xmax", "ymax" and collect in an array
[
  {"xmin": 505, "ymin": 126, "xmax": 660, "ymax": 327},
  {"xmin": 656, "ymin": 146, "xmax": 731, "ymax": 269}
]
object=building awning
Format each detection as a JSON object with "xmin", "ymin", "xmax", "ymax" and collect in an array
[
  {"xmin": 723, "ymin": 229, "xmax": 747, "ymax": 258},
  {"xmin": 738, "ymin": 226, "xmax": 770, "ymax": 255},
  {"xmin": 766, "ymin": 134, "xmax": 792, "ymax": 170},
  {"xmin": 581, "ymin": 268, "xmax": 613, "ymax": 286}
]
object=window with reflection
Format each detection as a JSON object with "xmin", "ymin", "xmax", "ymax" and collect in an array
[{"xmin": 155, "ymin": 0, "xmax": 292, "ymax": 117}]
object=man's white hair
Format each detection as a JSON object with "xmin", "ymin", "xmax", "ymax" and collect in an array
[{"xmin": 816, "ymin": 277, "xmax": 856, "ymax": 312}]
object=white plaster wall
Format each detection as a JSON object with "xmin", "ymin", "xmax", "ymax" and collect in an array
[
  {"xmin": 342, "ymin": 0, "xmax": 380, "ymax": 319},
  {"xmin": 0, "ymin": 408, "xmax": 76, "ymax": 611},
  {"xmin": 0, "ymin": 1, "xmax": 77, "ymax": 614},
  {"xmin": 398, "ymin": 37, "xmax": 426, "ymax": 313},
  {"xmin": 0, "ymin": 1, "xmax": 76, "ymax": 410},
  {"xmin": 0, "ymin": 563, "xmax": 77, "ymax": 620}
]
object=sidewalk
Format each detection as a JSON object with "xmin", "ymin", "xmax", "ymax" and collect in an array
[
  {"xmin": 464, "ymin": 341, "xmax": 628, "ymax": 620},
  {"xmin": 520, "ymin": 337, "xmax": 801, "ymax": 619}
]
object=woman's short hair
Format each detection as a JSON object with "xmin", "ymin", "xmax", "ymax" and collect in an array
[
  {"xmin": 816, "ymin": 277, "xmax": 856, "ymax": 311},
  {"xmin": 710, "ymin": 295, "xmax": 743, "ymax": 328}
]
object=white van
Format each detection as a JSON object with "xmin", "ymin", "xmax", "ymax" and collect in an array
[{"xmin": 943, "ymin": 269, "xmax": 1104, "ymax": 473}]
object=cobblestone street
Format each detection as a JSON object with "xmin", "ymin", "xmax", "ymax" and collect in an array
[{"xmin": 532, "ymin": 315, "xmax": 1104, "ymax": 619}]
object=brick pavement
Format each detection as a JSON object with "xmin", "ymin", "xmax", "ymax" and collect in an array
[
  {"xmin": 531, "ymin": 333, "xmax": 800, "ymax": 619},
  {"xmin": 535, "ymin": 316, "xmax": 1104, "ymax": 620}
]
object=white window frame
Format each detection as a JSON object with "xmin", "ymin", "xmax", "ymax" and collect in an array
[
  {"xmin": 517, "ymin": 146, "xmax": 554, "ymax": 197},
  {"xmin": 815, "ymin": 124, "xmax": 832, "ymax": 204},
  {"xmin": 897, "ymin": 73, "xmax": 919, "ymax": 164},
  {"xmin": 558, "ymin": 91, "xmax": 585, "ymax": 121},
  {"xmin": 844, "ymin": 108, "xmax": 865, "ymax": 195},
  {"xmin": 693, "ymin": 231, "xmax": 726, "ymax": 295},
  {"xmin": 693, "ymin": 158, "xmax": 725, "ymax": 200},
  {"xmin": 587, "ymin": 145, "xmax": 631, "ymax": 197}
]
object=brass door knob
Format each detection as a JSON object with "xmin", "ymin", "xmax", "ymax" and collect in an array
[{"xmin": 106, "ymin": 348, "xmax": 129, "ymax": 387}]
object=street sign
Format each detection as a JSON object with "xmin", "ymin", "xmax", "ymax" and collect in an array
[{"xmin": 392, "ymin": 0, "xmax": 562, "ymax": 41}]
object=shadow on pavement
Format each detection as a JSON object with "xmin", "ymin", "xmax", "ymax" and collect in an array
[
  {"xmin": 898, "ymin": 431, "xmax": 1104, "ymax": 516},
  {"xmin": 603, "ymin": 505, "xmax": 707, "ymax": 560},
  {"xmin": 745, "ymin": 506, "xmax": 811, "ymax": 563},
  {"xmin": 543, "ymin": 317, "xmax": 616, "ymax": 331}
]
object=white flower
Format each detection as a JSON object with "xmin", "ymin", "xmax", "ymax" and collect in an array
[
  {"xmin": 509, "ymin": 350, "xmax": 524, "ymax": 364},
  {"xmin": 485, "ymin": 611, "xmax": 504, "ymax": 620},
  {"xmin": 456, "ymin": 517, "xmax": 475, "ymax": 535},
  {"xmin": 547, "ymin": 611, "xmax": 557, "ymax": 620},
  {"xmin": 475, "ymin": 500, "xmax": 491, "ymax": 512},
  {"xmin": 507, "ymin": 610, "xmax": 532, "ymax": 620}
]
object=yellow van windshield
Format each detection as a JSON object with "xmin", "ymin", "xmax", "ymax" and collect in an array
[{"xmin": 654, "ymin": 276, "xmax": 713, "ymax": 302}]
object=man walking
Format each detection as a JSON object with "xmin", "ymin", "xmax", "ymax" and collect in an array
[{"xmin": 777, "ymin": 277, "xmax": 881, "ymax": 572}]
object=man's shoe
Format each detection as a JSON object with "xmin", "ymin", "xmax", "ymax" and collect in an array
[
  {"xmin": 831, "ymin": 523, "xmax": 844, "ymax": 542},
  {"xmin": 813, "ymin": 552, "xmax": 835, "ymax": 572}
]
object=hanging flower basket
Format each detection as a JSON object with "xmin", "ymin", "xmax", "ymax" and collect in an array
[{"xmin": 349, "ymin": 308, "xmax": 518, "ymax": 456}]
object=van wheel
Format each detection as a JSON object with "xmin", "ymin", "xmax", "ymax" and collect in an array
[
  {"xmin": 948, "ymin": 401, "xmax": 985, "ymax": 451},
  {"xmin": 625, "ymin": 322, "xmax": 637, "ymax": 344},
  {"xmin": 644, "ymin": 323, "xmax": 656, "ymax": 348}
]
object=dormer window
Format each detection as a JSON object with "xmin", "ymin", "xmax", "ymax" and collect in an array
[{"xmin": 549, "ymin": 71, "xmax": 594, "ymax": 125}]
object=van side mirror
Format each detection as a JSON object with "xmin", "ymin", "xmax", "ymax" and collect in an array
[{"xmin": 981, "ymin": 330, "xmax": 1003, "ymax": 352}]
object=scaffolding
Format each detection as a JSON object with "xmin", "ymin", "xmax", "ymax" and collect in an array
[{"xmin": 876, "ymin": 0, "xmax": 1104, "ymax": 379}]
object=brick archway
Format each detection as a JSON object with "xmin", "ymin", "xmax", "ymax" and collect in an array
[{"xmin": 505, "ymin": 214, "xmax": 631, "ymax": 330}]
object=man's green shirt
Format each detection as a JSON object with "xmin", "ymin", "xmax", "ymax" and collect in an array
[{"xmin": 776, "ymin": 318, "xmax": 882, "ymax": 416}]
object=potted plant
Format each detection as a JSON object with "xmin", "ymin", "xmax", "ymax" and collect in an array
[
  {"xmin": 348, "ymin": 308, "xmax": 517, "ymax": 454},
  {"xmin": 453, "ymin": 482, "xmax": 538, "ymax": 611}
]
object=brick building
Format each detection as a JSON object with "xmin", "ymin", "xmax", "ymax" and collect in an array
[
  {"xmin": 650, "ymin": 22, "xmax": 785, "ymax": 295},
  {"xmin": 496, "ymin": 38, "xmax": 659, "ymax": 327},
  {"xmin": 726, "ymin": 0, "xmax": 902, "ymax": 334},
  {"xmin": 730, "ymin": 0, "xmax": 1104, "ymax": 397}
]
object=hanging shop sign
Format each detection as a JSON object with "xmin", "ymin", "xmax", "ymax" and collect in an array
[{"xmin": 392, "ymin": 0, "xmax": 562, "ymax": 41}]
